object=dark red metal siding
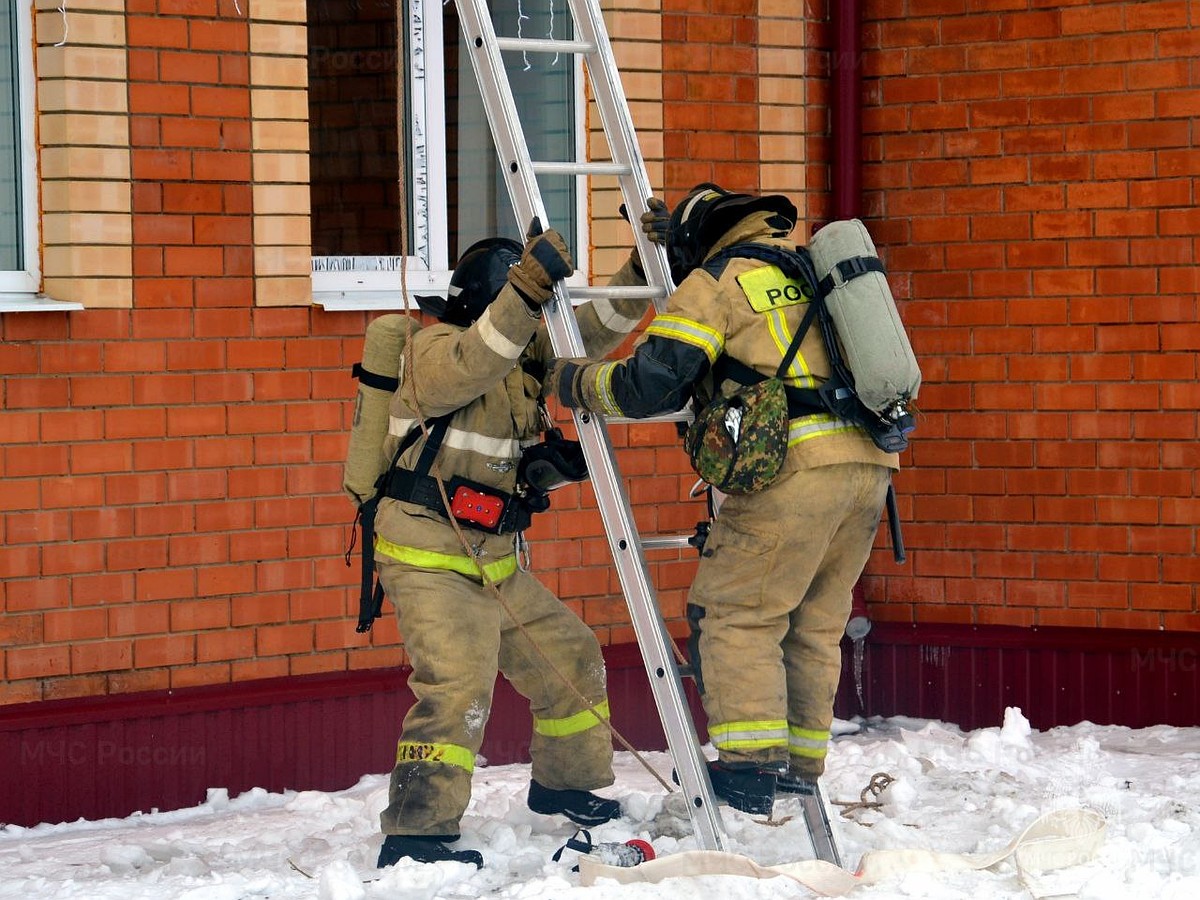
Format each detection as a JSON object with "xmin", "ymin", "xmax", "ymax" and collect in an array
[
  {"xmin": 4, "ymin": 626, "xmax": 1198, "ymax": 827},
  {"xmin": 840, "ymin": 623, "xmax": 1200, "ymax": 732},
  {"xmin": 3, "ymin": 670, "xmax": 409, "ymax": 827},
  {"xmin": 1, "ymin": 644, "xmax": 699, "ymax": 828}
]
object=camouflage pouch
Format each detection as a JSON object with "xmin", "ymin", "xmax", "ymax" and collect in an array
[{"xmin": 684, "ymin": 377, "xmax": 789, "ymax": 494}]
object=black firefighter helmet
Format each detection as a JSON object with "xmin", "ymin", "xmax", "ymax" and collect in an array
[
  {"xmin": 415, "ymin": 237, "xmax": 522, "ymax": 327},
  {"xmin": 665, "ymin": 183, "xmax": 798, "ymax": 283}
]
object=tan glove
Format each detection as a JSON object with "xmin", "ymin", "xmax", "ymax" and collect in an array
[{"xmin": 506, "ymin": 218, "xmax": 575, "ymax": 307}]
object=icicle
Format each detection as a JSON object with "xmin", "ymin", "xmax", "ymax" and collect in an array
[
  {"xmin": 516, "ymin": 0, "xmax": 531, "ymax": 70},
  {"xmin": 54, "ymin": 3, "xmax": 68, "ymax": 47},
  {"xmin": 852, "ymin": 634, "xmax": 866, "ymax": 710}
]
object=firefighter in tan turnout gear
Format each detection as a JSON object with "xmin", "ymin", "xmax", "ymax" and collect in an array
[
  {"xmin": 546, "ymin": 185, "xmax": 899, "ymax": 816},
  {"xmin": 370, "ymin": 223, "xmax": 655, "ymax": 868}
]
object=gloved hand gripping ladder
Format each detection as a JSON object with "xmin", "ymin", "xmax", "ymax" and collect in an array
[{"xmin": 452, "ymin": 0, "xmax": 841, "ymax": 865}]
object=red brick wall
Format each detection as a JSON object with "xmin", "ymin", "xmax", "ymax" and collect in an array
[
  {"xmin": 662, "ymin": 1, "xmax": 760, "ymax": 195},
  {"xmin": 4, "ymin": 1, "xmax": 1198, "ymax": 711},
  {"xmin": 128, "ymin": 0, "xmax": 254, "ymax": 308},
  {"xmin": 857, "ymin": 0, "xmax": 1199, "ymax": 631}
]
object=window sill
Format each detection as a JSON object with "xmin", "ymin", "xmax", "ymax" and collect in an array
[
  {"xmin": 313, "ymin": 292, "xmax": 422, "ymax": 311},
  {"xmin": 0, "ymin": 294, "xmax": 85, "ymax": 313}
]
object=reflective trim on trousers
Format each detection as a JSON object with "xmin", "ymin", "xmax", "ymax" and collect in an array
[
  {"xmin": 374, "ymin": 535, "xmax": 518, "ymax": 583},
  {"xmin": 533, "ymin": 699, "xmax": 611, "ymax": 738},
  {"xmin": 709, "ymin": 719, "xmax": 789, "ymax": 753},
  {"xmin": 395, "ymin": 740, "xmax": 476, "ymax": 772},
  {"xmin": 788, "ymin": 725, "xmax": 830, "ymax": 760}
]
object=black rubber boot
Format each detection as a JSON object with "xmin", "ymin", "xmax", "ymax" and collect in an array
[
  {"xmin": 377, "ymin": 834, "xmax": 483, "ymax": 869},
  {"xmin": 527, "ymin": 779, "xmax": 621, "ymax": 826},
  {"xmin": 707, "ymin": 760, "xmax": 777, "ymax": 816},
  {"xmin": 776, "ymin": 771, "xmax": 819, "ymax": 795}
]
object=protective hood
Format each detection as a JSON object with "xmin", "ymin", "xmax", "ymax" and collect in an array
[{"xmin": 666, "ymin": 183, "xmax": 797, "ymax": 283}]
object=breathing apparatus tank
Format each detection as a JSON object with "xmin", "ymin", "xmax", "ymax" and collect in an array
[
  {"xmin": 343, "ymin": 314, "xmax": 417, "ymax": 506},
  {"xmin": 807, "ymin": 219, "xmax": 921, "ymax": 434}
]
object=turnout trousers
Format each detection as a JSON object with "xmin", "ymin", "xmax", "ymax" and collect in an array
[
  {"xmin": 376, "ymin": 559, "xmax": 614, "ymax": 837},
  {"xmin": 688, "ymin": 461, "xmax": 891, "ymax": 778}
]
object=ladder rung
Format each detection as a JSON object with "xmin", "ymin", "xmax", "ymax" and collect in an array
[
  {"xmin": 568, "ymin": 285, "xmax": 667, "ymax": 301},
  {"xmin": 641, "ymin": 535, "xmax": 695, "ymax": 552},
  {"xmin": 495, "ymin": 37, "xmax": 596, "ymax": 54},
  {"xmin": 532, "ymin": 161, "xmax": 631, "ymax": 177},
  {"xmin": 606, "ymin": 410, "xmax": 692, "ymax": 425}
]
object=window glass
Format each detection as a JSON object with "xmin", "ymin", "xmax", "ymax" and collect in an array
[
  {"xmin": 307, "ymin": 0, "xmax": 578, "ymax": 289},
  {"xmin": 307, "ymin": 0, "xmax": 404, "ymax": 259},
  {"xmin": 1, "ymin": 0, "xmax": 23, "ymax": 272},
  {"xmin": 443, "ymin": 1, "xmax": 576, "ymax": 260}
]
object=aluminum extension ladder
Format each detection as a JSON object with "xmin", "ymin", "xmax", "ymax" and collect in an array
[{"xmin": 451, "ymin": 0, "xmax": 840, "ymax": 866}]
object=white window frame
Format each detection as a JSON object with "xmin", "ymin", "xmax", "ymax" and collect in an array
[
  {"xmin": 0, "ymin": 0, "xmax": 41, "ymax": 299},
  {"xmin": 313, "ymin": 0, "xmax": 589, "ymax": 311}
]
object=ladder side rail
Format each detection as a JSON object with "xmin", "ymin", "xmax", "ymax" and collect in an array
[
  {"xmin": 575, "ymin": 412, "xmax": 727, "ymax": 852},
  {"xmin": 453, "ymin": 0, "xmax": 726, "ymax": 852},
  {"xmin": 453, "ymin": 1, "xmax": 553, "ymax": 271},
  {"xmin": 566, "ymin": 1, "xmax": 729, "ymax": 849},
  {"xmin": 565, "ymin": 0, "xmax": 675, "ymax": 312}
]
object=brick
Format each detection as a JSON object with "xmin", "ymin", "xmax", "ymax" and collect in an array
[
  {"xmin": 7, "ymin": 645, "xmax": 71, "ymax": 679},
  {"xmin": 157, "ymin": 50, "xmax": 221, "ymax": 84},
  {"xmin": 71, "ymin": 640, "xmax": 133, "ymax": 674},
  {"xmin": 197, "ymin": 629, "xmax": 255, "ymax": 662},
  {"xmin": 106, "ymin": 538, "xmax": 169, "ymax": 571},
  {"xmin": 129, "ymin": 83, "xmax": 192, "ymax": 116},
  {"xmin": 134, "ymin": 634, "xmax": 196, "ymax": 668},
  {"xmin": 132, "ymin": 151, "xmax": 191, "ymax": 186},
  {"xmin": 108, "ymin": 602, "xmax": 171, "ymax": 636},
  {"xmin": 190, "ymin": 19, "xmax": 249, "ymax": 52},
  {"xmin": 256, "ymin": 623, "xmax": 313, "ymax": 656}
]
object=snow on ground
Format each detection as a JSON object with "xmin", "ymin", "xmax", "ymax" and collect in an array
[{"xmin": 2, "ymin": 710, "xmax": 1199, "ymax": 899}]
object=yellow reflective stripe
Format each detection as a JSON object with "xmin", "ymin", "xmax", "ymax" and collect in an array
[
  {"xmin": 533, "ymin": 700, "xmax": 611, "ymax": 738},
  {"xmin": 395, "ymin": 740, "xmax": 475, "ymax": 772},
  {"xmin": 787, "ymin": 414, "xmax": 859, "ymax": 446},
  {"xmin": 374, "ymin": 535, "xmax": 518, "ymax": 583},
  {"xmin": 645, "ymin": 315, "xmax": 725, "ymax": 364},
  {"xmin": 789, "ymin": 745, "xmax": 829, "ymax": 760},
  {"xmin": 709, "ymin": 719, "xmax": 788, "ymax": 752},
  {"xmin": 766, "ymin": 307, "xmax": 816, "ymax": 387},
  {"xmin": 589, "ymin": 362, "xmax": 622, "ymax": 417},
  {"xmin": 788, "ymin": 725, "xmax": 830, "ymax": 760}
]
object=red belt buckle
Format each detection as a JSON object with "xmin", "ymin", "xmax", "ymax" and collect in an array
[{"xmin": 450, "ymin": 486, "xmax": 504, "ymax": 530}]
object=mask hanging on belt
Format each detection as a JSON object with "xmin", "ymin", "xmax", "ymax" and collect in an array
[{"xmin": 518, "ymin": 427, "xmax": 588, "ymax": 495}]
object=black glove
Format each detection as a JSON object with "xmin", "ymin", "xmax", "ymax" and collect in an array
[
  {"xmin": 620, "ymin": 197, "xmax": 670, "ymax": 243},
  {"xmin": 620, "ymin": 198, "xmax": 670, "ymax": 276},
  {"xmin": 507, "ymin": 218, "xmax": 575, "ymax": 307}
]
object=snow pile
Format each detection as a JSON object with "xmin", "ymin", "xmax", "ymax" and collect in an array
[{"xmin": 2, "ymin": 710, "xmax": 1199, "ymax": 899}]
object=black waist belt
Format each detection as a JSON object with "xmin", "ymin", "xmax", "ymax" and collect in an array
[
  {"xmin": 384, "ymin": 468, "xmax": 532, "ymax": 535},
  {"xmin": 784, "ymin": 386, "xmax": 827, "ymax": 419}
]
